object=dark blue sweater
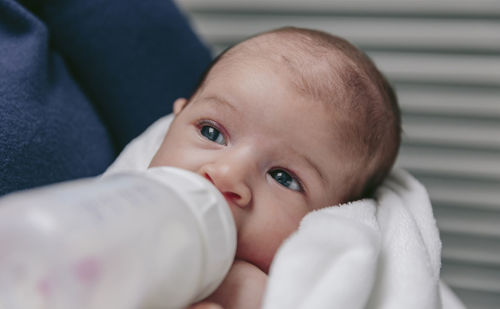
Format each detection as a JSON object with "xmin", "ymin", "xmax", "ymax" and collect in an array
[{"xmin": 0, "ymin": 0, "xmax": 211, "ymax": 195}]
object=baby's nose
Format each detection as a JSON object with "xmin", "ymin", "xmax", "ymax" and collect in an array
[{"xmin": 200, "ymin": 164, "xmax": 252, "ymax": 209}]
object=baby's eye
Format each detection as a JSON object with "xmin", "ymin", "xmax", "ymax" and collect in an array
[
  {"xmin": 268, "ymin": 169, "xmax": 302, "ymax": 192},
  {"xmin": 200, "ymin": 125, "xmax": 226, "ymax": 145}
]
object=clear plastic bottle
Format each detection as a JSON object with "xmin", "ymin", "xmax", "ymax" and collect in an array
[{"xmin": 0, "ymin": 167, "xmax": 236, "ymax": 309}]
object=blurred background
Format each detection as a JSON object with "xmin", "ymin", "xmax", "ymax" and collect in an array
[{"xmin": 175, "ymin": 0, "xmax": 500, "ymax": 308}]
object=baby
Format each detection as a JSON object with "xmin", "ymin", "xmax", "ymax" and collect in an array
[{"xmin": 149, "ymin": 26, "xmax": 400, "ymax": 308}]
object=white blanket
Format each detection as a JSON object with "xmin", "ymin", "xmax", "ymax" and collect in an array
[{"xmin": 107, "ymin": 115, "xmax": 465, "ymax": 309}]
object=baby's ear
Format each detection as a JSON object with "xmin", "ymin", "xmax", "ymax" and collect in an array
[{"xmin": 173, "ymin": 98, "xmax": 188, "ymax": 115}]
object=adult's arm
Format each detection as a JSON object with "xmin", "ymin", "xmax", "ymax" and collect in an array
[
  {"xmin": 0, "ymin": 0, "xmax": 115, "ymax": 195},
  {"xmin": 39, "ymin": 0, "xmax": 212, "ymax": 150},
  {"xmin": 0, "ymin": 0, "xmax": 211, "ymax": 195}
]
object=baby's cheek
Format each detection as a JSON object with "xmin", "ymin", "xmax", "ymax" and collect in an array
[
  {"xmin": 226, "ymin": 204, "xmax": 243, "ymax": 234},
  {"xmin": 234, "ymin": 240, "xmax": 276, "ymax": 274},
  {"xmin": 234, "ymin": 227, "xmax": 287, "ymax": 274}
]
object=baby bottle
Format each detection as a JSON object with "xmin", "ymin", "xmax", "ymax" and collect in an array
[{"xmin": 0, "ymin": 167, "xmax": 236, "ymax": 309}]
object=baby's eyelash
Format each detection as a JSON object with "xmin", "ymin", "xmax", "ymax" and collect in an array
[{"xmin": 196, "ymin": 119, "xmax": 219, "ymax": 130}]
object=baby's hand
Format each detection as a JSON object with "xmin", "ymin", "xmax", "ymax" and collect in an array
[{"xmin": 190, "ymin": 259, "xmax": 268, "ymax": 309}]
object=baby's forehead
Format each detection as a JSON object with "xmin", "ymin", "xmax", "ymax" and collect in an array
[
  {"xmin": 215, "ymin": 35, "xmax": 350, "ymax": 103},
  {"xmin": 222, "ymin": 34, "xmax": 334, "ymax": 68},
  {"xmin": 206, "ymin": 35, "xmax": 359, "ymax": 142}
]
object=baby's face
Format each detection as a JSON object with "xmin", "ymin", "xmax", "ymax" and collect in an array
[{"xmin": 150, "ymin": 55, "xmax": 350, "ymax": 273}]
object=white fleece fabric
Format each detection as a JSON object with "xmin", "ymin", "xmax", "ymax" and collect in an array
[{"xmin": 106, "ymin": 114, "xmax": 466, "ymax": 309}]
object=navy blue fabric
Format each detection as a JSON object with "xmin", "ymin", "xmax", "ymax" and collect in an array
[{"xmin": 0, "ymin": 0, "xmax": 212, "ymax": 196}]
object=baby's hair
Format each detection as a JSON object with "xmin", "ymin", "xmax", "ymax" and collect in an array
[{"xmin": 189, "ymin": 27, "xmax": 401, "ymax": 201}]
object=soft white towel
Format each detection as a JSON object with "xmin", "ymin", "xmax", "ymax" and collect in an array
[
  {"xmin": 104, "ymin": 114, "xmax": 174, "ymax": 175},
  {"xmin": 107, "ymin": 115, "xmax": 465, "ymax": 309}
]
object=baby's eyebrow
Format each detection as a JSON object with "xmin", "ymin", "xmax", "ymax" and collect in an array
[
  {"xmin": 290, "ymin": 146, "xmax": 326, "ymax": 185},
  {"xmin": 202, "ymin": 95, "xmax": 238, "ymax": 113},
  {"xmin": 305, "ymin": 156, "xmax": 326, "ymax": 185}
]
